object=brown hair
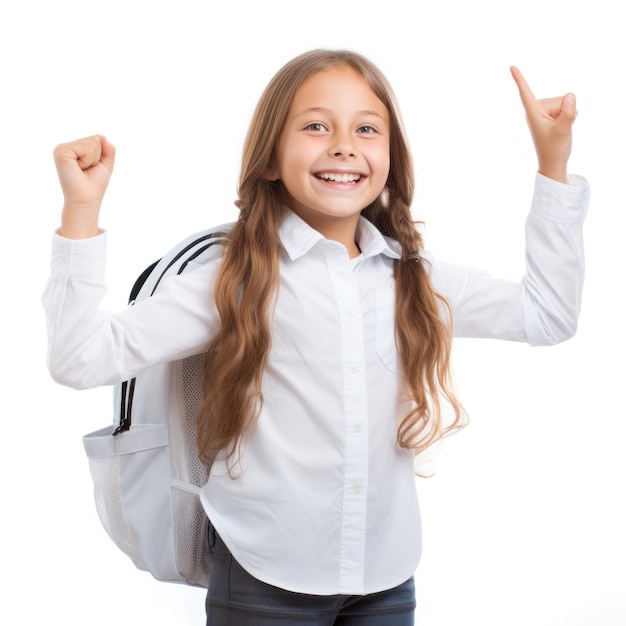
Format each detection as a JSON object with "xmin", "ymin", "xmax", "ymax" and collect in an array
[{"xmin": 197, "ymin": 49, "xmax": 466, "ymax": 468}]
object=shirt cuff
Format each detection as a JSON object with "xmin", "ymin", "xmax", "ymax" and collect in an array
[
  {"xmin": 531, "ymin": 172, "xmax": 590, "ymax": 224},
  {"xmin": 50, "ymin": 229, "xmax": 108, "ymax": 282}
]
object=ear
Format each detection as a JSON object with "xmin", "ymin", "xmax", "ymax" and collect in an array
[
  {"xmin": 263, "ymin": 159, "xmax": 280, "ymax": 181},
  {"xmin": 263, "ymin": 168, "xmax": 279, "ymax": 181}
]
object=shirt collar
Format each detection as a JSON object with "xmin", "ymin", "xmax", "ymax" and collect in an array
[{"xmin": 279, "ymin": 210, "xmax": 402, "ymax": 261}]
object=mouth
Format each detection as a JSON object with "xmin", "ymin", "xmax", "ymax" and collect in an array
[{"xmin": 315, "ymin": 171, "xmax": 362, "ymax": 184}]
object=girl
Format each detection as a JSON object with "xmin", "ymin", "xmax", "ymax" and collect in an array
[{"xmin": 44, "ymin": 49, "xmax": 589, "ymax": 625}]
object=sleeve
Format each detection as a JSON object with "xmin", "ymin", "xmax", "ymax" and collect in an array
[
  {"xmin": 42, "ymin": 231, "xmax": 220, "ymax": 389},
  {"xmin": 428, "ymin": 173, "xmax": 590, "ymax": 346}
]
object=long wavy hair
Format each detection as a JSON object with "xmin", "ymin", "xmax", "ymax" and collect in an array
[{"xmin": 197, "ymin": 49, "xmax": 466, "ymax": 468}]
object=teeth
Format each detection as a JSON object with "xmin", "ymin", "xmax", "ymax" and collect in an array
[{"xmin": 318, "ymin": 172, "xmax": 361, "ymax": 183}]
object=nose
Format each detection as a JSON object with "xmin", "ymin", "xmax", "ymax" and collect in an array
[{"xmin": 329, "ymin": 129, "xmax": 356, "ymax": 158}]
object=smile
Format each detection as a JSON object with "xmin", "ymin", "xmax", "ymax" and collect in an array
[{"xmin": 315, "ymin": 172, "xmax": 362, "ymax": 183}]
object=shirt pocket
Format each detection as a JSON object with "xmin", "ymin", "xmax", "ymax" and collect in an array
[{"xmin": 375, "ymin": 283, "xmax": 400, "ymax": 374}]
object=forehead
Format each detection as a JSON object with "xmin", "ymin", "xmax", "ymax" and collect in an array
[{"xmin": 288, "ymin": 65, "xmax": 389, "ymax": 120}]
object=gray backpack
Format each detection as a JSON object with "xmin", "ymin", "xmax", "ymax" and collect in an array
[{"xmin": 82, "ymin": 224, "xmax": 233, "ymax": 587}]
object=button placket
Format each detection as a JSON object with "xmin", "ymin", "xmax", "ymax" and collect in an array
[{"xmin": 325, "ymin": 251, "xmax": 369, "ymax": 592}]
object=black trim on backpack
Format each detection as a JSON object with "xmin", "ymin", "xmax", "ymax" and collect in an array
[
  {"xmin": 150, "ymin": 232, "xmax": 227, "ymax": 296},
  {"xmin": 129, "ymin": 260, "xmax": 160, "ymax": 304}
]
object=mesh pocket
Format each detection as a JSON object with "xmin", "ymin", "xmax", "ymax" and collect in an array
[
  {"xmin": 169, "ymin": 354, "xmax": 210, "ymax": 586},
  {"xmin": 87, "ymin": 454, "xmax": 146, "ymax": 570},
  {"xmin": 82, "ymin": 353, "xmax": 212, "ymax": 586},
  {"xmin": 171, "ymin": 485, "xmax": 209, "ymax": 587},
  {"xmin": 83, "ymin": 424, "xmax": 176, "ymax": 580},
  {"xmin": 179, "ymin": 354, "xmax": 211, "ymax": 485}
]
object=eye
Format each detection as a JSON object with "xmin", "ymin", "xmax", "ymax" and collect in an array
[
  {"xmin": 304, "ymin": 122, "xmax": 327, "ymax": 132},
  {"xmin": 357, "ymin": 125, "xmax": 376, "ymax": 134}
]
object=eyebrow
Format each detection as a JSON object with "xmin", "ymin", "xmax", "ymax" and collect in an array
[{"xmin": 293, "ymin": 106, "xmax": 387, "ymax": 120}]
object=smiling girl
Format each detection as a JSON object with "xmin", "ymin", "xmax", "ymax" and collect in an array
[{"xmin": 44, "ymin": 49, "xmax": 589, "ymax": 625}]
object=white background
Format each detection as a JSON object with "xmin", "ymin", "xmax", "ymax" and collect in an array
[{"xmin": 1, "ymin": 0, "xmax": 624, "ymax": 624}]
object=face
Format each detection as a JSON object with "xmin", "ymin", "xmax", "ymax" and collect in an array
[{"xmin": 272, "ymin": 65, "xmax": 391, "ymax": 241}]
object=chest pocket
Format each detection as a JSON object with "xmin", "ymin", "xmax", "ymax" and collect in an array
[{"xmin": 375, "ymin": 283, "xmax": 400, "ymax": 374}]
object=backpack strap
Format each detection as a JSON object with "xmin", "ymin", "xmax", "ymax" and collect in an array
[{"xmin": 112, "ymin": 225, "xmax": 232, "ymax": 436}]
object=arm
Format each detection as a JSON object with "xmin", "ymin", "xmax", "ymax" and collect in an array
[
  {"xmin": 429, "ymin": 69, "xmax": 589, "ymax": 345},
  {"xmin": 43, "ymin": 245, "xmax": 221, "ymax": 388},
  {"xmin": 429, "ymin": 173, "xmax": 588, "ymax": 345},
  {"xmin": 43, "ymin": 135, "xmax": 218, "ymax": 388}
]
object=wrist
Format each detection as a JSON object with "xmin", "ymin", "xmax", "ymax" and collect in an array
[
  {"xmin": 537, "ymin": 160, "xmax": 568, "ymax": 185},
  {"xmin": 60, "ymin": 204, "xmax": 101, "ymax": 239}
]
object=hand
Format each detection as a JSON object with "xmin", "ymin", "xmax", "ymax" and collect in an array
[
  {"xmin": 53, "ymin": 135, "xmax": 115, "ymax": 238},
  {"xmin": 510, "ymin": 66, "xmax": 576, "ymax": 184}
]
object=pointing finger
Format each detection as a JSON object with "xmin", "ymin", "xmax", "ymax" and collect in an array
[{"xmin": 510, "ymin": 65, "xmax": 537, "ymax": 114}]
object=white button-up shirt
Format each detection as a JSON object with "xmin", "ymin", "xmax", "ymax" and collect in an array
[{"xmin": 43, "ymin": 173, "xmax": 589, "ymax": 595}]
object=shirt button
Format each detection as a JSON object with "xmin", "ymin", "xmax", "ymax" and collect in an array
[
  {"xmin": 353, "ymin": 423, "xmax": 363, "ymax": 433},
  {"xmin": 352, "ymin": 483, "xmax": 363, "ymax": 494},
  {"xmin": 350, "ymin": 365, "xmax": 359, "ymax": 374}
]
